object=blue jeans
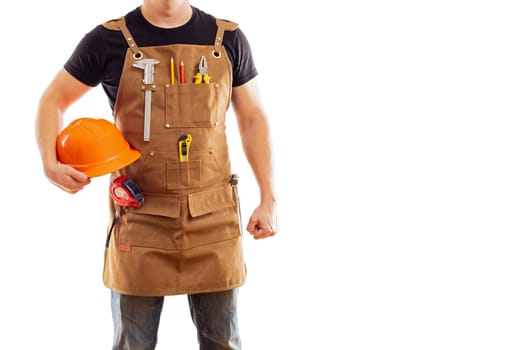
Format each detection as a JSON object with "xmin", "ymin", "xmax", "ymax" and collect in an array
[{"xmin": 111, "ymin": 289, "xmax": 241, "ymax": 350}]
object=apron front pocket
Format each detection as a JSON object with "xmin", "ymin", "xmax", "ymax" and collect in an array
[
  {"xmin": 188, "ymin": 184, "xmax": 235, "ymax": 217},
  {"xmin": 166, "ymin": 160, "xmax": 201, "ymax": 190},
  {"xmin": 183, "ymin": 184, "xmax": 242, "ymax": 249},
  {"xmin": 118, "ymin": 193, "xmax": 183, "ymax": 249},
  {"xmin": 165, "ymin": 83, "xmax": 218, "ymax": 128}
]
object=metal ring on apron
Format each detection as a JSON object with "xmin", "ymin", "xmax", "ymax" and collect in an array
[
  {"xmin": 133, "ymin": 51, "xmax": 144, "ymax": 60},
  {"xmin": 212, "ymin": 50, "xmax": 221, "ymax": 59}
]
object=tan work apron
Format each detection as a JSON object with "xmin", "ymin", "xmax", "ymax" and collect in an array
[{"xmin": 101, "ymin": 17, "xmax": 246, "ymax": 296}]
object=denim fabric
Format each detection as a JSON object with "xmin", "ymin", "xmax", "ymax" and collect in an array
[{"xmin": 111, "ymin": 289, "xmax": 241, "ymax": 350}]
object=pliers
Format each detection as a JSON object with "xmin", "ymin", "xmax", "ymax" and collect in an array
[{"xmin": 194, "ymin": 56, "xmax": 211, "ymax": 84}]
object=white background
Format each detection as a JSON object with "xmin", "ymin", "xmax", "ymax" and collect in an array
[{"xmin": 1, "ymin": 0, "xmax": 524, "ymax": 349}]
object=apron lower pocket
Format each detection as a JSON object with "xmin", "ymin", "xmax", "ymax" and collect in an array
[
  {"xmin": 117, "ymin": 193, "xmax": 182, "ymax": 250},
  {"xmin": 183, "ymin": 184, "xmax": 242, "ymax": 249},
  {"xmin": 117, "ymin": 185, "xmax": 241, "ymax": 251}
]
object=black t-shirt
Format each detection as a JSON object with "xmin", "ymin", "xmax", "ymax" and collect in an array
[{"xmin": 64, "ymin": 6, "xmax": 258, "ymax": 110}]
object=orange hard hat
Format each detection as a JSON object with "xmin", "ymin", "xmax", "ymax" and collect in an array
[{"xmin": 56, "ymin": 118, "xmax": 140, "ymax": 177}]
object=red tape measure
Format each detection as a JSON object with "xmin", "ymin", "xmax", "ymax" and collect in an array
[{"xmin": 110, "ymin": 175, "xmax": 144, "ymax": 208}]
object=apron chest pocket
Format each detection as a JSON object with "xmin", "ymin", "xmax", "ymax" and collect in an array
[{"xmin": 165, "ymin": 83, "xmax": 219, "ymax": 128}]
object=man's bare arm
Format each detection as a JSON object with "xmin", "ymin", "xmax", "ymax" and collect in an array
[
  {"xmin": 232, "ymin": 78, "xmax": 278, "ymax": 239},
  {"xmin": 35, "ymin": 68, "xmax": 92, "ymax": 193}
]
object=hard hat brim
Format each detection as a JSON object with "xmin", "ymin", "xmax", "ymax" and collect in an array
[{"xmin": 73, "ymin": 148, "xmax": 141, "ymax": 178}]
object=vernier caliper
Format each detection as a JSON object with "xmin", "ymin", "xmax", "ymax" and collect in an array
[{"xmin": 133, "ymin": 58, "xmax": 160, "ymax": 142}]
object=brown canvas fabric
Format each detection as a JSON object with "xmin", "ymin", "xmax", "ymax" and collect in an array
[{"xmin": 102, "ymin": 17, "xmax": 246, "ymax": 296}]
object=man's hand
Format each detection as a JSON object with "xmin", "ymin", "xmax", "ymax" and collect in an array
[
  {"xmin": 45, "ymin": 163, "xmax": 91, "ymax": 194},
  {"xmin": 246, "ymin": 201, "xmax": 279, "ymax": 240}
]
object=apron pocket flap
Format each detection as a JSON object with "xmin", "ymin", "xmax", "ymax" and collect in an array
[
  {"xmin": 133, "ymin": 193, "xmax": 181, "ymax": 219},
  {"xmin": 188, "ymin": 184, "xmax": 234, "ymax": 218}
]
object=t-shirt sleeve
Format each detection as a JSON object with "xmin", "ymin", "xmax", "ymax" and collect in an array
[
  {"xmin": 224, "ymin": 27, "xmax": 258, "ymax": 87},
  {"xmin": 63, "ymin": 26, "xmax": 106, "ymax": 87}
]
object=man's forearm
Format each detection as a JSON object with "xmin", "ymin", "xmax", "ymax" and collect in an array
[
  {"xmin": 239, "ymin": 114, "xmax": 276, "ymax": 204},
  {"xmin": 35, "ymin": 95, "xmax": 64, "ymax": 174}
]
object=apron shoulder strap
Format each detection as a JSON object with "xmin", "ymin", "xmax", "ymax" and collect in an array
[
  {"xmin": 102, "ymin": 16, "xmax": 143, "ymax": 59},
  {"xmin": 102, "ymin": 17, "xmax": 123, "ymax": 31},
  {"xmin": 214, "ymin": 18, "xmax": 238, "ymax": 49},
  {"xmin": 103, "ymin": 16, "xmax": 237, "ymax": 59}
]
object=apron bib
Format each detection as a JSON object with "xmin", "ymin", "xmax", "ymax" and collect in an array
[{"xmin": 101, "ymin": 17, "xmax": 246, "ymax": 296}]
